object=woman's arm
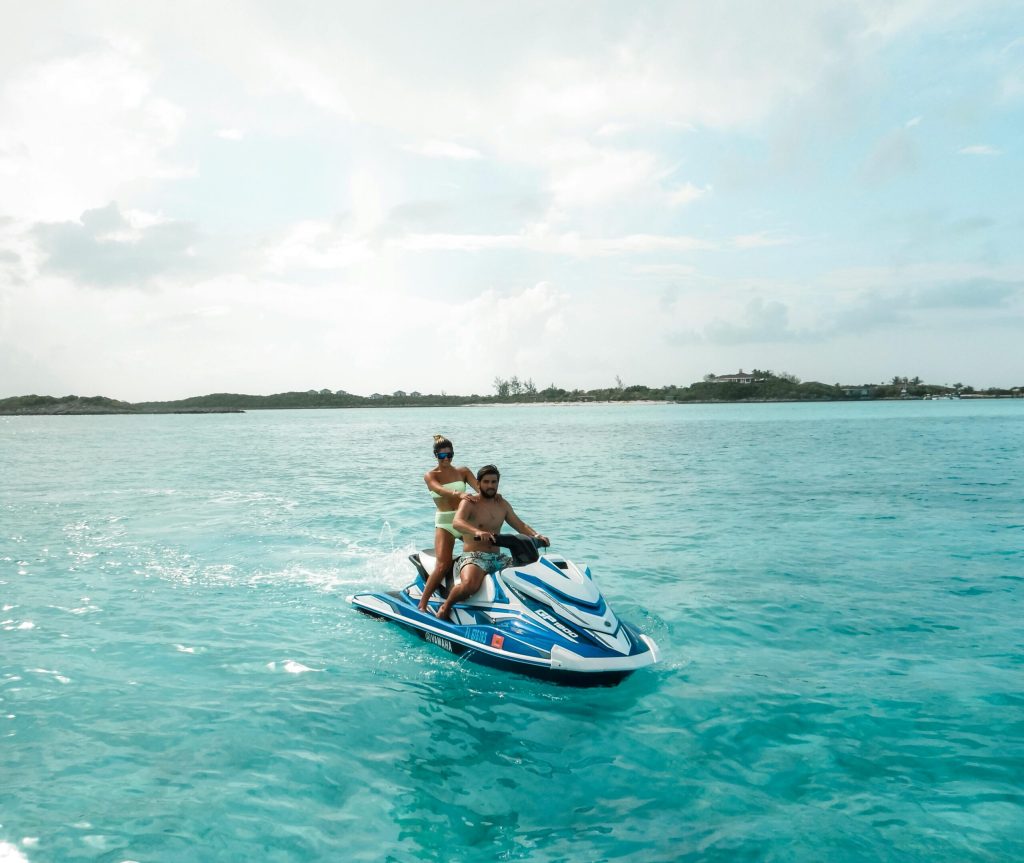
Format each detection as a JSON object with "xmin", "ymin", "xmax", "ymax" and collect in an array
[
  {"xmin": 424, "ymin": 472, "xmax": 464, "ymax": 504},
  {"xmin": 462, "ymin": 466, "xmax": 480, "ymax": 493}
]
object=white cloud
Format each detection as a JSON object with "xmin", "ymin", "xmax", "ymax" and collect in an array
[
  {"xmin": 2, "ymin": 2, "xmax": 1022, "ymax": 398},
  {"xmin": 545, "ymin": 142, "xmax": 663, "ymax": 210},
  {"xmin": 958, "ymin": 144, "xmax": 1002, "ymax": 156},
  {"xmin": 171, "ymin": 2, "xmax": 946, "ymax": 210},
  {"xmin": 0, "ymin": 218, "xmax": 39, "ymax": 284},
  {"xmin": 820, "ymin": 261, "xmax": 1024, "ymax": 293},
  {"xmin": 661, "ymin": 259, "xmax": 1024, "ymax": 351},
  {"xmin": 262, "ymin": 220, "xmax": 714, "ymax": 265},
  {"xmin": 447, "ymin": 282, "xmax": 570, "ymax": 380},
  {"xmin": 860, "ymin": 125, "xmax": 920, "ymax": 183},
  {"xmin": 731, "ymin": 231, "xmax": 796, "ymax": 249},
  {"xmin": 0, "ymin": 47, "xmax": 189, "ymax": 222},
  {"xmin": 404, "ymin": 140, "xmax": 482, "ymax": 160},
  {"xmin": 31, "ymin": 203, "xmax": 203, "ymax": 287},
  {"xmin": 668, "ymin": 182, "xmax": 711, "ymax": 207},
  {"xmin": 397, "ymin": 233, "xmax": 524, "ymax": 252},
  {"xmin": 589, "ymin": 234, "xmax": 712, "ymax": 254},
  {"xmin": 264, "ymin": 48, "xmax": 354, "ymax": 118},
  {"xmin": 633, "ymin": 263, "xmax": 698, "ymax": 276},
  {"xmin": 264, "ymin": 220, "xmax": 373, "ymax": 272},
  {"xmin": 702, "ymin": 297, "xmax": 800, "ymax": 344},
  {"xmin": 997, "ymin": 36, "xmax": 1024, "ymax": 100}
]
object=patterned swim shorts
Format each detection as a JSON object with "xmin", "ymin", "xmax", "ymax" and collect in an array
[{"xmin": 454, "ymin": 551, "xmax": 511, "ymax": 578}]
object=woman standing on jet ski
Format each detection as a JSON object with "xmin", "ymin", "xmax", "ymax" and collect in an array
[{"xmin": 418, "ymin": 435, "xmax": 478, "ymax": 612}]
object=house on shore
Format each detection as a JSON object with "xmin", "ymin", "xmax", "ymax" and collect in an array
[
  {"xmin": 840, "ymin": 385, "xmax": 874, "ymax": 398},
  {"xmin": 708, "ymin": 369, "xmax": 761, "ymax": 384}
]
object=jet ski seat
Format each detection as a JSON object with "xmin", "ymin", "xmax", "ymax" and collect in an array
[{"xmin": 411, "ymin": 535, "xmax": 546, "ymax": 606}]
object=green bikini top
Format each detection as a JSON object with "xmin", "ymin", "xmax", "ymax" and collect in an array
[{"xmin": 430, "ymin": 479, "xmax": 467, "ymax": 499}]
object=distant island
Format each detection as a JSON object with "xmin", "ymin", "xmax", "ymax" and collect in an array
[
  {"xmin": 2, "ymin": 370, "xmax": 1021, "ymax": 415},
  {"xmin": 0, "ymin": 395, "xmax": 245, "ymax": 415}
]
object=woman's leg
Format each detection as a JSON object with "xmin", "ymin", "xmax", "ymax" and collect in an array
[{"xmin": 418, "ymin": 527, "xmax": 455, "ymax": 610}]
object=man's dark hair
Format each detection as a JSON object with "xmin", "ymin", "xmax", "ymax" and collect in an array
[{"xmin": 476, "ymin": 464, "xmax": 500, "ymax": 482}]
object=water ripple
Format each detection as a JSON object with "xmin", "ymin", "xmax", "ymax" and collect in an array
[{"xmin": 1, "ymin": 404, "xmax": 1022, "ymax": 861}]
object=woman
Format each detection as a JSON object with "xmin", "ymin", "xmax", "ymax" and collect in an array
[{"xmin": 419, "ymin": 435, "xmax": 478, "ymax": 612}]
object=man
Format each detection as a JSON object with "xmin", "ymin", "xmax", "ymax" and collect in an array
[{"xmin": 436, "ymin": 464, "xmax": 550, "ymax": 621}]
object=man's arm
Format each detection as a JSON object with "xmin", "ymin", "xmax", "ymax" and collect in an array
[
  {"xmin": 452, "ymin": 497, "xmax": 478, "ymax": 538},
  {"xmin": 503, "ymin": 502, "xmax": 550, "ymax": 545}
]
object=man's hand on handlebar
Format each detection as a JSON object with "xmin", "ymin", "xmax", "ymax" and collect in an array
[{"xmin": 473, "ymin": 531, "xmax": 497, "ymax": 544}]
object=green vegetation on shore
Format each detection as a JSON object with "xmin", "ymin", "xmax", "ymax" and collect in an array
[
  {"xmin": 0, "ymin": 394, "xmax": 243, "ymax": 415},
  {"xmin": 2, "ymin": 371, "xmax": 1020, "ymax": 415}
]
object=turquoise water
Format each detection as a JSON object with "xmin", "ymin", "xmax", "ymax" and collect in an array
[{"xmin": 2, "ymin": 402, "xmax": 1022, "ymax": 862}]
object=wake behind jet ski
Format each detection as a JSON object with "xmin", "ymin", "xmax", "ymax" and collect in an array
[{"xmin": 350, "ymin": 533, "xmax": 660, "ymax": 686}]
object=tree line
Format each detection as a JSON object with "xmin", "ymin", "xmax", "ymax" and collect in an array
[{"xmin": 2, "ymin": 371, "xmax": 1020, "ymax": 415}]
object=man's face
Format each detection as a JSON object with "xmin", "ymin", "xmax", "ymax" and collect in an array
[{"xmin": 479, "ymin": 475, "xmax": 499, "ymax": 498}]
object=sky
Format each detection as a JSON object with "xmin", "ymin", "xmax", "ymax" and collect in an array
[{"xmin": 1, "ymin": 0, "xmax": 1022, "ymax": 400}]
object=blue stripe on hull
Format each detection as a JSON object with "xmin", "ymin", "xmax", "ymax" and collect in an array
[{"xmin": 354, "ymin": 604, "xmax": 636, "ymax": 687}]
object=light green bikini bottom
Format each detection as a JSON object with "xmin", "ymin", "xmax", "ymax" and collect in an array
[{"xmin": 434, "ymin": 509, "xmax": 461, "ymax": 539}]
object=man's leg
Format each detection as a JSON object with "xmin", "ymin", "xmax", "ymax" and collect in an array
[{"xmin": 437, "ymin": 563, "xmax": 484, "ymax": 620}]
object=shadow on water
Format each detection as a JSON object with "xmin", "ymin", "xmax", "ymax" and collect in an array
[{"xmin": 363, "ymin": 656, "xmax": 669, "ymax": 863}]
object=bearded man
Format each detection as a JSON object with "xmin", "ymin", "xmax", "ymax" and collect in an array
[{"xmin": 436, "ymin": 464, "xmax": 550, "ymax": 620}]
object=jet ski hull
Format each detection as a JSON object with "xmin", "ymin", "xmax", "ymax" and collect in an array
[{"xmin": 351, "ymin": 540, "xmax": 659, "ymax": 686}]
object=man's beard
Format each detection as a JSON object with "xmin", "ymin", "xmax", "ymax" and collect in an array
[{"xmin": 481, "ymin": 487, "xmax": 498, "ymax": 498}]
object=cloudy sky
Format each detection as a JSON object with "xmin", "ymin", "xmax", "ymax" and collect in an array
[{"xmin": 1, "ymin": 1, "xmax": 1022, "ymax": 400}]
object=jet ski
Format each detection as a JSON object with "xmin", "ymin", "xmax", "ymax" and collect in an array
[{"xmin": 350, "ymin": 534, "xmax": 659, "ymax": 686}]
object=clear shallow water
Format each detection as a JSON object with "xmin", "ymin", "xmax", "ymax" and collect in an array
[{"xmin": 1, "ymin": 401, "xmax": 1022, "ymax": 862}]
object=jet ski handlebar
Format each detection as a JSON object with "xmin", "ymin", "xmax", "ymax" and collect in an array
[{"xmin": 473, "ymin": 532, "xmax": 549, "ymax": 566}]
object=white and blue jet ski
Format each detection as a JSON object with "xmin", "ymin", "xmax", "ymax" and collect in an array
[{"xmin": 350, "ymin": 534, "xmax": 659, "ymax": 686}]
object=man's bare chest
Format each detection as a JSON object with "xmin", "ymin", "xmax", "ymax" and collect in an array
[{"xmin": 474, "ymin": 501, "xmax": 507, "ymax": 529}]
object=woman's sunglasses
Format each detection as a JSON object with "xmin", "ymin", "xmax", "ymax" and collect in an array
[{"xmin": 436, "ymin": 451, "xmax": 454, "ymax": 460}]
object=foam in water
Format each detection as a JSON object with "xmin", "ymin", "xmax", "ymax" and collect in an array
[{"xmin": 0, "ymin": 842, "xmax": 31, "ymax": 863}]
